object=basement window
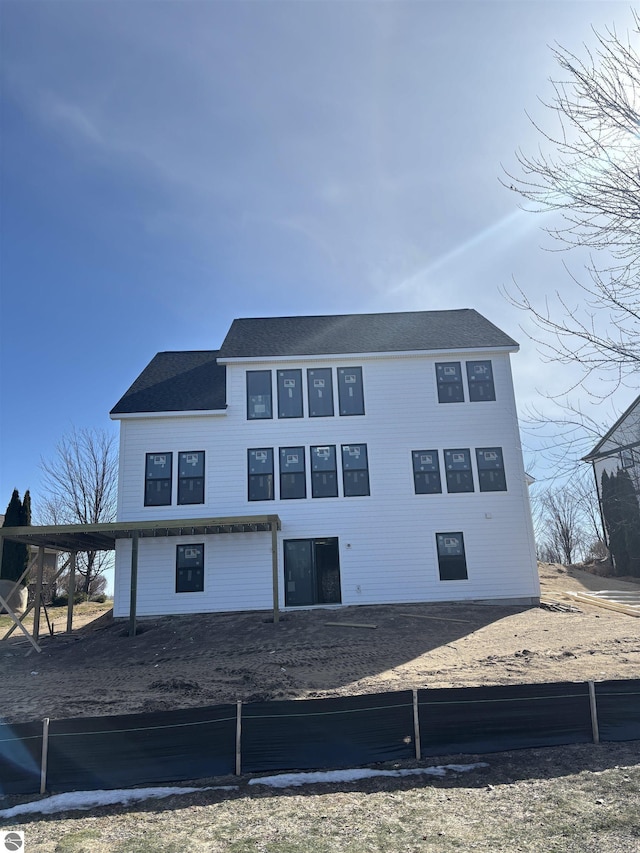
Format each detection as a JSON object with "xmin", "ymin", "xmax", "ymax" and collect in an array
[
  {"xmin": 176, "ymin": 544, "xmax": 204, "ymax": 593},
  {"xmin": 436, "ymin": 533, "xmax": 468, "ymax": 580}
]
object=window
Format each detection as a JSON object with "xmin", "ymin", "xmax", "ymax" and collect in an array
[
  {"xmin": 307, "ymin": 368, "xmax": 334, "ymax": 417},
  {"xmin": 412, "ymin": 450, "xmax": 442, "ymax": 494},
  {"xmin": 144, "ymin": 452, "xmax": 172, "ymax": 506},
  {"xmin": 467, "ymin": 360, "xmax": 495, "ymax": 402},
  {"xmin": 436, "ymin": 533, "xmax": 467, "ymax": 580},
  {"xmin": 436, "ymin": 362, "xmax": 464, "ymax": 403},
  {"xmin": 280, "ymin": 447, "xmax": 306, "ymax": 499},
  {"xmin": 621, "ymin": 448, "xmax": 637, "ymax": 469},
  {"xmin": 176, "ymin": 544, "xmax": 204, "ymax": 592},
  {"xmin": 248, "ymin": 448, "xmax": 274, "ymax": 501},
  {"xmin": 178, "ymin": 451, "xmax": 205, "ymax": 505},
  {"xmin": 444, "ymin": 449, "xmax": 474, "ymax": 493},
  {"xmin": 342, "ymin": 444, "xmax": 370, "ymax": 496},
  {"xmin": 246, "ymin": 370, "xmax": 272, "ymax": 420},
  {"xmin": 311, "ymin": 445, "xmax": 338, "ymax": 498},
  {"xmin": 277, "ymin": 369, "xmax": 303, "ymax": 418},
  {"xmin": 337, "ymin": 367, "xmax": 365, "ymax": 415},
  {"xmin": 476, "ymin": 447, "xmax": 507, "ymax": 491}
]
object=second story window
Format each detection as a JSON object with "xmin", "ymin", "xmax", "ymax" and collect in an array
[
  {"xmin": 444, "ymin": 449, "xmax": 474, "ymax": 493},
  {"xmin": 476, "ymin": 447, "xmax": 507, "ymax": 491},
  {"xmin": 337, "ymin": 367, "xmax": 365, "ymax": 416},
  {"xmin": 248, "ymin": 448, "xmax": 274, "ymax": 501},
  {"xmin": 178, "ymin": 451, "xmax": 205, "ymax": 505},
  {"xmin": 467, "ymin": 360, "xmax": 495, "ymax": 401},
  {"xmin": 307, "ymin": 368, "xmax": 334, "ymax": 417},
  {"xmin": 412, "ymin": 450, "xmax": 442, "ymax": 494},
  {"xmin": 277, "ymin": 369, "xmax": 303, "ymax": 418},
  {"xmin": 144, "ymin": 452, "xmax": 173, "ymax": 506},
  {"xmin": 280, "ymin": 447, "xmax": 306, "ymax": 499},
  {"xmin": 311, "ymin": 445, "xmax": 338, "ymax": 498},
  {"xmin": 342, "ymin": 444, "xmax": 370, "ymax": 496},
  {"xmin": 436, "ymin": 362, "xmax": 464, "ymax": 403},
  {"xmin": 247, "ymin": 370, "xmax": 272, "ymax": 420}
]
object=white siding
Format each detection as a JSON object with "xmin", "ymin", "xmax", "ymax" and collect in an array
[{"xmin": 113, "ymin": 350, "xmax": 539, "ymax": 616}]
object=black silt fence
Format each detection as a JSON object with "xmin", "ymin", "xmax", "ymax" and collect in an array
[
  {"xmin": 418, "ymin": 681, "xmax": 593, "ymax": 757},
  {"xmin": 0, "ymin": 721, "xmax": 42, "ymax": 796},
  {"xmin": 241, "ymin": 691, "xmax": 415, "ymax": 773},
  {"xmin": 595, "ymin": 680, "xmax": 640, "ymax": 742},
  {"xmin": 46, "ymin": 705, "xmax": 236, "ymax": 793}
]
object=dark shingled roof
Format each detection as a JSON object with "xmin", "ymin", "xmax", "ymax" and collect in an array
[
  {"xmin": 218, "ymin": 309, "xmax": 518, "ymax": 358},
  {"xmin": 111, "ymin": 351, "xmax": 226, "ymax": 415}
]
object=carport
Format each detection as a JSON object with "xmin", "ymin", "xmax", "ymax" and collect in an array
[{"xmin": 0, "ymin": 514, "xmax": 282, "ymax": 652}]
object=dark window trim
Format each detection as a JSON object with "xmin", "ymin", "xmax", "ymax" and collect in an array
[
  {"xmin": 176, "ymin": 543, "xmax": 205, "ymax": 593},
  {"xmin": 246, "ymin": 370, "xmax": 273, "ymax": 420},
  {"xmin": 144, "ymin": 452, "xmax": 173, "ymax": 507},
  {"xmin": 279, "ymin": 446, "xmax": 307, "ymax": 500},
  {"xmin": 277, "ymin": 369, "xmax": 304, "ymax": 419},
  {"xmin": 341, "ymin": 443, "xmax": 370, "ymax": 497},
  {"xmin": 412, "ymin": 450, "xmax": 442, "ymax": 495},
  {"xmin": 310, "ymin": 445, "xmax": 338, "ymax": 498},
  {"xmin": 177, "ymin": 450, "xmax": 205, "ymax": 505},
  {"xmin": 248, "ymin": 447, "xmax": 275, "ymax": 501},
  {"xmin": 436, "ymin": 532, "xmax": 468, "ymax": 581},
  {"xmin": 337, "ymin": 366, "xmax": 365, "ymax": 416}
]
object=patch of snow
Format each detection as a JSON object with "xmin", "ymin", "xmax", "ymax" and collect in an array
[
  {"xmin": 0, "ymin": 785, "xmax": 237, "ymax": 820},
  {"xmin": 249, "ymin": 763, "xmax": 489, "ymax": 788}
]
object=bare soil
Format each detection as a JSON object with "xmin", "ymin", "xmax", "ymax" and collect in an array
[{"xmin": 1, "ymin": 563, "xmax": 638, "ymax": 724}]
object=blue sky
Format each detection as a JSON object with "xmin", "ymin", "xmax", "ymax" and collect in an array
[{"xmin": 0, "ymin": 0, "xmax": 636, "ymax": 517}]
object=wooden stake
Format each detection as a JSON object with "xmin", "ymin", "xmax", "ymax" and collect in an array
[
  {"xmin": 66, "ymin": 553, "xmax": 76, "ymax": 634},
  {"xmin": 129, "ymin": 533, "xmax": 139, "ymax": 638},
  {"xmin": 0, "ymin": 592, "xmax": 41, "ymax": 653},
  {"xmin": 324, "ymin": 621, "xmax": 378, "ymax": 629},
  {"xmin": 40, "ymin": 717, "xmax": 50, "ymax": 794},
  {"xmin": 401, "ymin": 613, "xmax": 471, "ymax": 624},
  {"xmin": 33, "ymin": 547, "xmax": 44, "ymax": 644},
  {"xmin": 271, "ymin": 519, "xmax": 279, "ymax": 625},
  {"xmin": 235, "ymin": 700, "xmax": 242, "ymax": 776},
  {"xmin": 413, "ymin": 689, "xmax": 421, "ymax": 760},
  {"xmin": 588, "ymin": 681, "xmax": 600, "ymax": 744}
]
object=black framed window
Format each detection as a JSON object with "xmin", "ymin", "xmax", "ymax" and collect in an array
[
  {"xmin": 178, "ymin": 451, "xmax": 205, "ymax": 505},
  {"xmin": 280, "ymin": 447, "xmax": 306, "ymax": 499},
  {"xmin": 246, "ymin": 370, "xmax": 272, "ymax": 420},
  {"xmin": 342, "ymin": 444, "xmax": 370, "ymax": 496},
  {"xmin": 248, "ymin": 448, "xmax": 274, "ymax": 501},
  {"xmin": 176, "ymin": 544, "xmax": 204, "ymax": 593},
  {"xmin": 436, "ymin": 362, "xmax": 464, "ymax": 403},
  {"xmin": 476, "ymin": 447, "xmax": 507, "ymax": 492},
  {"xmin": 467, "ymin": 360, "xmax": 495, "ymax": 402},
  {"xmin": 277, "ymin": 369, "xmax": 303, "ymax": 418},
  {"xmin": 307, "ymin": 368, "xmax": 334, "ymax": 417},
  {"xmin": 311, "ymin": 445, "xmax": 338, "ymax": 498},
  {"xmin": 621, "ymin": 448, "xmax": 637, "ymax": 469},
  {"xmin": 412, "ymin": 450, "xmax": 442, "ymax": 494},
  {"xmin": 337, "ymin": 367, "xmax": 365, "ymax": 416},
  {"xmin": 444, "ymin": 448, "xmax": 474, "ymax": 493},
  {"xmin": 436, "ymin": 533, "xmax": 468, "ymax": 581},
  {"xmin": 144, "ymin": 452, "xmax": 172, "ymax": 506}
]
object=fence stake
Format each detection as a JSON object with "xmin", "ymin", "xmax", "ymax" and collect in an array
[
  {"xmin": 235, "ymin": 701, "xmax": 242, "ymax": 776},
  {"xmin": 588, "ymin": 681, "xmax": 600, "ymax": 744},
  {"xmin": 412, "ymin": 689, "xmax": 421, "ymax": 760},
  {"xmin": 40, "ymin": 717, "xmax": 50, "ymax": 794}
]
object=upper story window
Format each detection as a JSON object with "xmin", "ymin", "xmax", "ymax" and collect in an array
[
  {"xmin": 412, "ymin": 450, "xmax": 442, "ymax": 494},
  {"xmin": 436, "ymin": 532, "xmax": 468, "ymax": 581},
  {"xmin": 247, "ymin": 370, "xmax": 272, "ymax": 420},
  {"xmin": 277, "ymin": 369, "xmax": 303, "ymax": 418},
  {"xmin": 342, "ymin": 444, "xmax": 370, "ymax": 496},
  {"xmin": 307, "ymin": 368, "xmax": 334, "ymax": 417},
  {"xmin": 176, "ymin": 544, "xmax": 204, "ymax": 593},
  {"xmin": 444, "ymin": 448, "xmax": 474, "ymax": 493},
  {"xmin": 144, "ymin": 452, "xmax": 173, "ymax": 506},
  {"xmin": 337, "ymin": 367, "xmax": 365, "ymax": 416},
  {"xmin": 436, "ymin": 362, "xmax": 464, "ymax": 403},
  {"xmin": 621, "ymin": 448, "xmax": 637, "ymax": 469},
  {"xmin": 280, "ymin": 446, "xmax": 306, "ymax": 499},
  {"xmin": 248, "ymin": 448, "xmax": 274, "ymax": 501},
  {"xmin": 476, "ymin": 447, "xmax": 507, "ymax": 491},
  {"xmin": 310, "ymin": 445, "xmax": 338, "ymax": 498},
  {"xmin": 177, "ymin": 451, "xmax": 205, "ymax": 505},
  {"xmin": 467, "ymin": 361, "xmax": 495, "ymax": 401}
]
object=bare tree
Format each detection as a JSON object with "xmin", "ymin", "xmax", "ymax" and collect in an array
[
  {"xmin": 40, "ymin": 427, "xmax": 118, "ymax": 596},
  {"xmin": 503, "ymin": 12, "xmax": 640, "ymax": 392}
]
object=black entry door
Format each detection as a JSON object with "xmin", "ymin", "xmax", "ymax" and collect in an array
[{"xmin": 284, "ymin": 538, "xmax": 341, "ymax": 607}]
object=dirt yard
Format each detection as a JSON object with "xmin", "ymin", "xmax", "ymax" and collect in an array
[{"xmin": 0, "ymin": 563, "xmax": 638, "ymax": 724}]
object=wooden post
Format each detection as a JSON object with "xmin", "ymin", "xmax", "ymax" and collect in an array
[
  {"xmin": 588, "ymin": 681, "xmax": 600, "ymax": 744},
  {"xmin": 412, "ymin": 689, "xmax": 421, "ymax": 760},
  {"xmin": 33, "ymin": 547, "xmax": 44, "ymax": 644},
  {"xmin": 40, "ymin": 718, "xmax": 50, "ymax": 794},
  {"xmin": 0, "ymin": 592, "xmax": 41, "ymax": 652},
  {"xmin": 129, "ymin": 532, "xmax": 139, "ymax": 637},
  {"xmin": 66, "ymin": 552, "xmax": 76, "ymax": 634},
  {"xmin": 271, "ymin": 519, "xmax": 279, "ymax": 625},
  {"xmin": 235, "ymin": 700, "xmax": 242, "ymax": 776}
]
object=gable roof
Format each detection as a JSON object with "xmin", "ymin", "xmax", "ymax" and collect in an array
[
  {"xmin": 583, "ymin": 394, "xmax": 640, "ymax": 461},
  {"xmin": 110, "ymin": 351, "xmax": 226, "ymax": 415},
  {"xmin": 217, "ymin": 309, "xmax": 518, "ymax": 359}
]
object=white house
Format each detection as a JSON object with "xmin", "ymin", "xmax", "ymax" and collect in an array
[{"xmin": 109, "ymin": 309, "xmax": 540, "ymax": 617}]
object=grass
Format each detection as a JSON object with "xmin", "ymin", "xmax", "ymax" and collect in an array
[
  {"xmin": 7, "ymin": 744, "xmax": 640, "ymax": 853},
  {"xmin": 0, "ymin": 600, "xmax": 112, "ymax": 635}
]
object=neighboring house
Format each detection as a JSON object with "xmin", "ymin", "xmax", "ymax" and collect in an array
[
  {"xmin": 583, "ymin": 395, "xmax": 640, "ymax": 575},
  {"xmin": 109, "ymin": 309, "xmax": 540, "ymax": 618}
]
